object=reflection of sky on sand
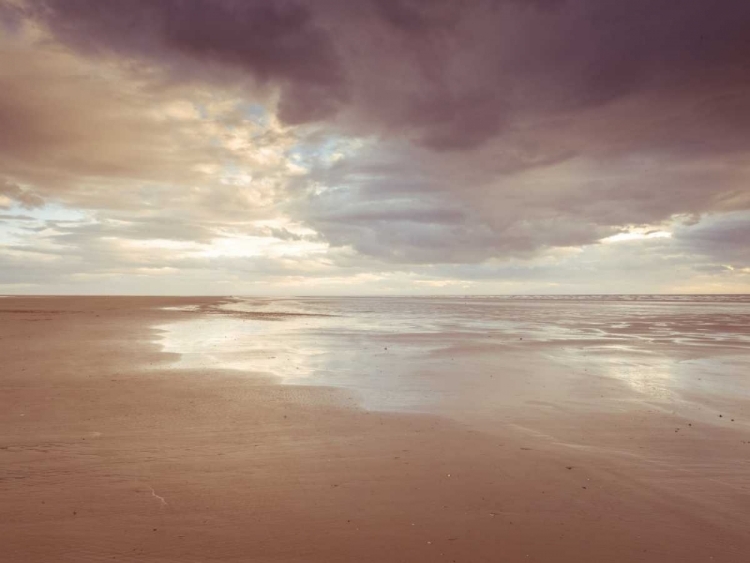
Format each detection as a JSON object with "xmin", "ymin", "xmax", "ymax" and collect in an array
[
  {"xmin": 158, "ymin": 313, "xmax": 329, "ymax": 378},
  {"xmin": 601, "ymin": 359, "xmax": 676, "ymax": 400},
  {"xmin": 158, "ymin": 306, "xmax": 448, "ymax": 410},
  {"xmin": 157, "ymin": 296, "xmax": 750, "ymax": 413}
]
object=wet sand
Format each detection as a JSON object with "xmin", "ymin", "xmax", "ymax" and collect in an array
[{"xmin": 2, "ymin": 296, "xmax": 750, "ymax": 562}]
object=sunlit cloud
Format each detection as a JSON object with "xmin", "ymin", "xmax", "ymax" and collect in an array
[{"xmin": 601, "ymin": 229, "xmax": 673, "ymax": 244}]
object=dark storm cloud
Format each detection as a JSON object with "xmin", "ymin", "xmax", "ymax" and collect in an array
[
  {"xmin": 0, "ymin": 2, "xmax": 21, "ymax": 31},
  {"xmin": 22, "ymin": 0, "xmax": 348, "ymax": 124},
  {"xmin": 17, "ymin": 0, "xmax": 750, "ymax": 149}
]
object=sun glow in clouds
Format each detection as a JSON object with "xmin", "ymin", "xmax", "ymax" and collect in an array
[
  {"xmin": 197, "ymin": 234, "xmax": 327, "ymax": 259},
  {"xmin": 601, "ymin": 229, "xmax": 673, "ymax": 244}
]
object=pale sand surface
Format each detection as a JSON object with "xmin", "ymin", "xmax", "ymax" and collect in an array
[{"xmin": 2, "ymin": 296, "xmax": 750, "ymax": 562}]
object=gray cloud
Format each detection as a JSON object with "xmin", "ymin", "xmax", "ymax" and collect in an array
[
  {"xmin": 14, "ymin": 0, "xmax": 749, "ymax": 150},
  {"xmin": 20, "ymin": 0, "xmax": 348, "ymax": 124},
  {"xmin": 0, "ymin": 178, "xmax": 43, "ymax": 208},
  {"xmin": 674, "ymin": 212, "xmax": 750, "ymax": 267},
  {"xmin": 285, "ymin": 137, "xmax": 749, "ymax": 263}
]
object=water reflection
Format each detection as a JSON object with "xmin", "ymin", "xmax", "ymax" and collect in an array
[
  {"xmin": 157, "ymin": 296, "xmax": 750, "ymax": 413},
  {"xmin": 158, "ymin": 313, "xmax": 327, "ymax": 378},
  {"xmin": 600, "ymin": 358, "xmax": 677, "ymax": 400}
]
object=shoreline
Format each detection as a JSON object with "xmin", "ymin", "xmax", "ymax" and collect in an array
[{"xmin": 2, "ymin": 296, "xmax": 749, "ymax": 562}]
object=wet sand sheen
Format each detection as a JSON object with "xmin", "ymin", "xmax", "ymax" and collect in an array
[{"xmin": 1, "ymin": 296, "xmax": 750, "ymax": 562}]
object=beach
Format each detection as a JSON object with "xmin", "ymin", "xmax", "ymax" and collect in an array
[{"xmin": 2, "ymin": 295, "xmax": 749, "ymax": 562}]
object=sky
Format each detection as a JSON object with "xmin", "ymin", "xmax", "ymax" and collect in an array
[{"xmin": 1, "ymin": 0, "xmax": 749, "ymax": 295}]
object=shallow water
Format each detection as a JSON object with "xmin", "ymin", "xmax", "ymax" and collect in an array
[{"xmin": 157, "ymin": 296, "xmax": 750, "ymax": 415}]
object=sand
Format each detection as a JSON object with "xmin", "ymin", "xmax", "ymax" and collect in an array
[{"xmin": 1, "ymin": 296, "xmax": 749, "ymax": 562}]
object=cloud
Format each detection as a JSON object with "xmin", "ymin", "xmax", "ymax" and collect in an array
[
  {"xmin": 0, "ymin": 178, "xmax": 43, "ymax": 208},
  {"xmin": 0, "ymin": 25, "xmax": 306, "ymax": 238},
  {"xmin": 1, "ymin": 0, "xmax": 750, "ymax": 292},
  {"xmin": 0, "ymin": 34, "xmax": 218, "ymax": 197},
  {"xmin": 674, "ymin": 212, "xmax": 750, "ymax": 267},
  {"xmin": 285, "ymin": 137, "xmax": 750, "ymax": 264},
  {"xmin": 13, "ymin": 1, "xmax": 748, "ymax": 149},
  {"xmin": 19, "ymin": 0, "xmax": 348, "ymax": 124}
]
